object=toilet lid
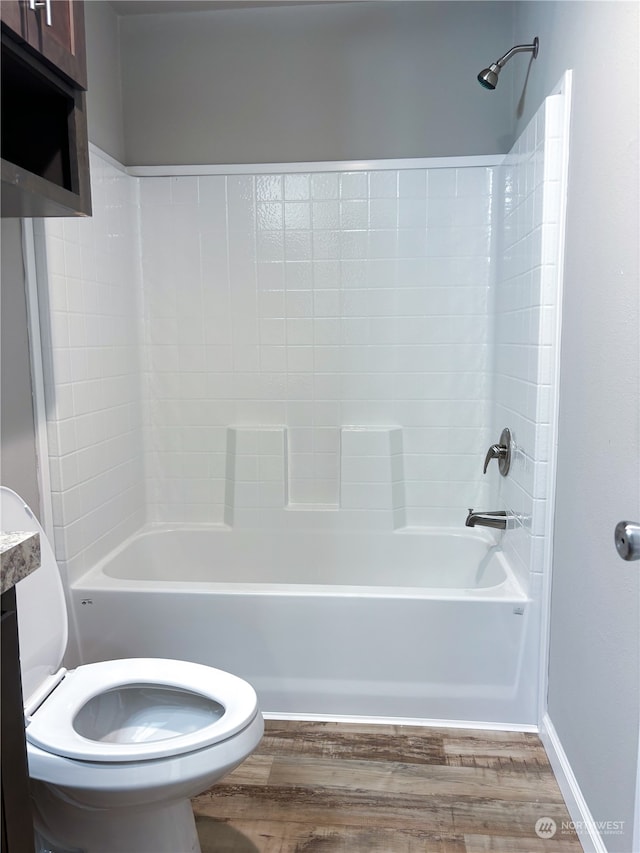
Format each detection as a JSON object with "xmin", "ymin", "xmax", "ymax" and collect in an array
[
  {"xmin": 0, "ymin": 488, "xmax": 68, "ymax": 708},
  {"xmin": 25, "ymin": 658, "xmax": 259, "ymax": 762}
]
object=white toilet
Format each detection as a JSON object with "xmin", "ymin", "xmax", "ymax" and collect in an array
[{"xmin": 1, "ymin": 487, "xmax": 264, "ymax": 853}]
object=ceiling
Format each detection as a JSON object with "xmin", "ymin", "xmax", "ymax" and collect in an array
[{"xmin": 109, "ymin": 0, "xmax": 351, "ymax": 15}]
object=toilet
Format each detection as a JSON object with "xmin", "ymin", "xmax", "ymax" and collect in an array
[{"xmin": 1, "ymin": 487, "xmax": 264, "ymax": 853}]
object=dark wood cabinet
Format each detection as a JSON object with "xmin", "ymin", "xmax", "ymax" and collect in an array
[
  {"xmin": 0, "ymin": 0, "xmax": 24, "ymax": 38},
  {"xmin": 1, "ymin": 0, "xmax": 91, "ymax": 217},
  {"xmin": 1, "ymin": 587, "xmax": 35, "ymax": 853},
  {"xmin": 1, "ymin": 0, "xmax": 87, "ymax": 89}
]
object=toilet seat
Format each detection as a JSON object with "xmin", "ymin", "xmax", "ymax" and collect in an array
[
  {"xmin": 1, "ymin": 487, "xmax": 264, "ymax": 853},
  {"xmin": 25, "ymin": 658, "xmax": 259, "ymax": 762}
]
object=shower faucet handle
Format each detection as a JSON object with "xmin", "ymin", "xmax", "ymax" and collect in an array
[
  {"xmin": 483, "ymin": 444, "xmax": 505, "ymax": 473},
  {"xmin": 483, "ymin": 428, "xmax": 512, "ymax": 476}
]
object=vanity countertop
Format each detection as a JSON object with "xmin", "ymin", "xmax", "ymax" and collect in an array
[{"xmin": 0, "ymin": 532, "xmax": 41, "ymax": 594}]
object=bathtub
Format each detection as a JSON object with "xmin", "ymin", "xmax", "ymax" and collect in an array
[{"xmin": 71, "ymin": 526, "xmax": 537, "ymax": 726}]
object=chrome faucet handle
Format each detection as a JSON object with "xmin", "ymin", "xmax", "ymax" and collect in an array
[
  {"xmin": 483, "ymin": 428, "xmax": 512, "ymax": 476},
  {"xmin": 483, "ymin": 444, "xmax": 504, "ymax": 473}
]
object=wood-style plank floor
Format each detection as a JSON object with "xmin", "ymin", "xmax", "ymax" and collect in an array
[{"xmin": 192, "ymin": 720, "xmax": 583, "ymax": 852}]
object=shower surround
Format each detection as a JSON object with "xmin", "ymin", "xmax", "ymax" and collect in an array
[
  {"xmin": 38, "ymin": 153, "xmax": 501, "ymax": 575},
  {"xmin": 32, "ymin": 81, "xmax": 568, "ymax": 724},
  {"xmin": 138, "ymin": 163, "xmax": 497, "ymax": 529}
]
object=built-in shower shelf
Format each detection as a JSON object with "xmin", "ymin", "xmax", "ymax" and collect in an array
[{"xmin": 223, "ymin": 425, "xmax": 406, "ymax": 529}]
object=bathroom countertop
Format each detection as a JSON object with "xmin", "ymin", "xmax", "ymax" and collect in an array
[{"xmin": 0, "ymin": 532, "xmax": 40, "ymax": 594}]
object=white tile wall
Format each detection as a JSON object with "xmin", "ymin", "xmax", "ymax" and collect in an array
[
  {"xmin": 37, "ymin": 152, "xmax": 145, "ymax": 584},
  {"xmin": 139, "ymin": 166, "xmax": 496, "ymax": 526},
  {"xmin": 41, "ymin": 149, "xmax": 567, "ymax": 546},
  {"xmin": 492, "ymin": 94, "xmax": 566, "ymax": 588}
]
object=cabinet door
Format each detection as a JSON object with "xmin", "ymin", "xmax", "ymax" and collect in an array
[
  {"xmin": 25, "ymin": 0, "xmax": 86, "ymax": 89},
  {"xmin": 1, "ymin": 0, "xmax": 86, "ymax": 89},
  {"xmin": 0, "ymin": 0, "xmax": 26, "ymax": 39},
  {"xmin": 1, "ymin": 590, "xmax": 35, "ymax": 853}
]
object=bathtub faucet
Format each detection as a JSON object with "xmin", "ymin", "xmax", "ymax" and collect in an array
[{"xmin": 465, "ymin": 509, "xmax": 509, "ymax": 530}]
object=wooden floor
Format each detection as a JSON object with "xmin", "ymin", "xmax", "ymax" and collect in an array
[{"xmin": 192, "ymin": 720, "xmax": 583, "ymax": 852}]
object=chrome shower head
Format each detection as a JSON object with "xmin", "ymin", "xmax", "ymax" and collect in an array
[
  {"xmin": 477, "ymin": 37, "xmax": 539, "ymax": 90},
  {"xmin": 477, "ymin": 64, "xmax": 500, "ymax": 90}
]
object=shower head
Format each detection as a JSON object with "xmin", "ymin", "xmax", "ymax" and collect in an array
[
  {"xmin": 477, "ymin": 37, "xmax": 539, "ymax": 90},
  {"xmin": 477, "ymin": 64, "xmax": 500, "ymax": 90}
]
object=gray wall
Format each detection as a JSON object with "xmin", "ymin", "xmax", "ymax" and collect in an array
[
  {"xmin": 119, "ymin": 1, "xmax": 516, "ymax": 166},
  {"xmin": 85, "ymin": 0, "xmax": 126, "ymax": 162},
  {"xmin": 512, "ymin": 3, "xmax": 639, "ymax": 849},
  {"xmin": 1, "ymin": 220, "xmax": 40, "ymax": 517}
]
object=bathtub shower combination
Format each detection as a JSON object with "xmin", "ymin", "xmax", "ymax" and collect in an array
[
  {"xmin": 34, "ymin": 81, "xmax": 569, "ymax": 728},
  {"xmin": 72, "ymin": 525, "xmax": 533, "ymax": 723}
]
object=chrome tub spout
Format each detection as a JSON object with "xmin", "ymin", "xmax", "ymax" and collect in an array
[{"xmin": 465, "ymin": 509, "xmax": 508, "ymax": 530}]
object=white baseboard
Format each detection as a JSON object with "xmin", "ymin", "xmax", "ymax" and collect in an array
[{"xmin": 540, "ymin": 713, "xmax": 608, "ymax": 853}]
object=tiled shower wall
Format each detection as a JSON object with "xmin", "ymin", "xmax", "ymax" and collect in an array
[
  {"xmin": 35, "ymin": 154, "xmax": 145, "ymax": 585},
  {"xmin": 139, "ymin": 166, "xmax": 496, "ymax": 526},
  {"xmin": 36, "ymin": 128, "xmax": 564, "ymax": 572},
  {"xmin": 492, "ymin": 91, "xmax": 567, "ymax": 590}
]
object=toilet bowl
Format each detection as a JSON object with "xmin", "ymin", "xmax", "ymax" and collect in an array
[{"xmin": 1, "ymin": 488, "xmax": 264, "ymax": 853}]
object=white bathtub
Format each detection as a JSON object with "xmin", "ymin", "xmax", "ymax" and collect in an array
[{"xmin": 71, "ymin": 526, "xmax": 537, "ymax": 726}]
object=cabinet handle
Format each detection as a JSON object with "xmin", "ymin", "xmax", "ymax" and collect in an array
[{"xmin": 29, "ymin": 0, "xmax": 52, "ymax": 27}]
